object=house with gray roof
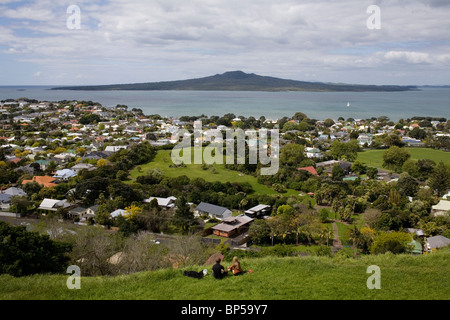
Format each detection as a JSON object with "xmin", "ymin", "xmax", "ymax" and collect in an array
[
  {"xmin": 425, "ymin": 235, "xmax": 450, "ymax": 251},
  {"xmin": 195, "ymin": 202, "xmax": 232, "ymax": 220}
]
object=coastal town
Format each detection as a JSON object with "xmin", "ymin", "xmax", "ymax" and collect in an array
[{"xmin": 0, "ymin": 97, "xmax": 449, "ymax": 279}]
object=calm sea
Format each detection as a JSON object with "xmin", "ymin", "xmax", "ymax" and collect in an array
[{"xmin": 1, "ymin": 86, "xmax": 449, "ymax": 121}]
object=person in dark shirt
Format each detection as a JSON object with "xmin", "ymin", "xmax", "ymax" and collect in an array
[{"xmin": 212, "ymin": 258, "xmax": 227, "ymax": 279}]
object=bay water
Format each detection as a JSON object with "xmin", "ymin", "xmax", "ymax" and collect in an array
[{"xmin": 1, "ymin": 86, "xmax": 449, "ymax": 121}]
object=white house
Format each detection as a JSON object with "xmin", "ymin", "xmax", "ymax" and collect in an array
[
  {"xmin": 144, "ymin": 196, "xmax": 177, "ymax": 209},
  {"xmin": 305, "ymin": 147, "xmax": 323, "ymax": 159},
  {"xmin": 104, "ymin": 145, "xmax": 128, "ymax": 152},
  {"xmin": 431, "ymin": 200, "xmax": 450, "ymax": 217},
  {"xmin": 38, "ymin": 198, "xmax": 71, "ymax": 212}
]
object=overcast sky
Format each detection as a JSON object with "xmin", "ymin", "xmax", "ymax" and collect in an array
[{"xmin": 0, "ymin": 0, "xmax": 449, "ymax": 86}]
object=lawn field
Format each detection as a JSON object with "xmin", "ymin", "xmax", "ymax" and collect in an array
[
  {"xmin": 357, "ymin": 147, "xmax": 450, "ymax": 169},
  {"xmin": 1, "ymin": 249, "xmax": 449, "ymax": 300},
  {"xmin": 128, "ymin": 149, "xmax": 298, "ymax": 196}
]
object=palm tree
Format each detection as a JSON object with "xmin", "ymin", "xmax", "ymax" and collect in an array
[{"xmin": 348, "ymin": 226, "xmax": 361, "ymax": 257}]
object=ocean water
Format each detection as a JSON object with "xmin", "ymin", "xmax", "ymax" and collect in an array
[{"xmin": 0, "ymin": 86, "xmax": 449, "ymax": 121}]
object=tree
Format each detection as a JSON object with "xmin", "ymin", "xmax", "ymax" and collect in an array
[
  {"xmin": 248, "ymin": 219, "xmax": 271, "ymax": 245},
  {"xmin": 347, "ymin": 226, "xmax": 361, "ymax": 256},
  {"xmin": 331, "ymin": 163, "xmax": 345, "ymax": 181},
  {"xmin": 22, "ymin": 181, "xmax": 42, "ymax": 197},
  {"xmin": 351, "ymin": 161, "xmax": 367, "ymax": 176},
  {"xmin": 173, "ymin": 195, "xmax": 197, "ymax": 233},
  {"xmin": 323, "ymin": 118, "xmax": 335, "ymax": 127},
  {"xmin": 275, "ymin": 204, "xmax": 294, "ymax": 216},
  {"xmin": 427, "ymin": 161, "xmax": 450, "ymax": 196},
  {"xmin": 382, "ymin": 146, "xmax": 410, "ymax": 172},
  {"xmin": 384, "ymin": 134, "xmax": 405, "ymax": 147},
  {"xmin": 292, "ymin": 112, "xmax": 307, "ymax": 121},
  {"xmin": 330, "ymin": 140, "xmax": 359, "ymax": 161},
  {"xmin": 280, "ymin": 143, "xmax": 305, "ymax": 167},
  {"xmin": 0, "ymin": 221, "xmax": 72, "ymax": 277},
  {"xmin": 397, "ymin": 173, "xmax": 419, "ymax": 197},
  {"xmin": 124, "ymin": 205, "xmax": 143, "ymax": 220},
  {"xmin": 370, "ymin": 231, "xmax": 412, "ymax": 254}
]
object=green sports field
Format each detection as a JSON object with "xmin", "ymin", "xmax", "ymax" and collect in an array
[
  {"xmin": 357, "ymin": 147, "xmax": 450, "ymax": 169},
  {"xmin": 128, "ymin": 149, "xmax": 298, "ymax": 196}
]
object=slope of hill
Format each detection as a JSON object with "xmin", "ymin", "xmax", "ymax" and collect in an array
[
  {"xmin": 1, "ymin": 249, "xmax": 448, "ymax": 300},
  {"xmin": 51, "ymin": 71, "xmax": 417, "ymax": 92}
]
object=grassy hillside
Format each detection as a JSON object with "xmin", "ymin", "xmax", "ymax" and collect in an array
[
  {"xmin": 1, "ymin": 249, "xmax": 449, "ymax": 300},
  {"xmin": 356, "ymin": 147, "xmax": 450, "ymax": 169},
  {"xmin": 128, "ymin": 149, "xmax": 298, "ymax": 196}
]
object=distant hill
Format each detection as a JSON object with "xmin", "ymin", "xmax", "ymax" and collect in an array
[{"xmin": 51, "ymin": 71, "xmax": 417, "ymax": 92}]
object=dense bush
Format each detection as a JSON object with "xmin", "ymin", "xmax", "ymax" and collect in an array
[{"xmin": 0, "ymin": 222, "xmax": 72, "ymax": 277}]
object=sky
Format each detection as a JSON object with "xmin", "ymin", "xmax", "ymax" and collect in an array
[{"xmin": 0, "ymin": 0, "xmax": 449, "ymax": 86}]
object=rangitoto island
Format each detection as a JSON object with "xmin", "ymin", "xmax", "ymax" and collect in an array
[{"xmin": 51, "ymin": 71, "xmax": 417, "ymax": 92}]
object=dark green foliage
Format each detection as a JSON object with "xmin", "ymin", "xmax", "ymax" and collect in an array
[{"xmin": 0, "ymin": 222, "xmax": 72, "ymax": 277}]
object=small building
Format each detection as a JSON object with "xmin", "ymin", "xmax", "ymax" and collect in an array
[
  {"xmin": 2, "ymin": 187, "xmax": 27, "ymax": 197},
  {"xmin": 143, "ymin": 196, "xmax": 177, "ymax": 209},
  {"xmin": 357, "ymin": 133, "xmax": 373, "ymax": 146},
  {"xmin": 110, "ymin": 208, "xmax": 127, "ymax": 218},
  {"xmin": 195, "ymin": 202, "xmax": 232, "ymax": 220},
  {"xmin": 38, "ymin": 198, "xmax": 71, "ymax": 212},
  {"xmin": 298, "ymin": 166, "xmax": 318, "ymax": 176},
  {"xmin": 431, "ymin": 200, "xmax": 450, "ymax": 217},
  {"xmin": 67, "ymin": 205, "xmax": 98, "ymax": 220},
  {"xmin": 245, "ymin": 204, "xmax": 271, "ymax": 218},
  {"xmin": 211, "ymin": 214, "xmax": 253, "ymax": 238},
  {"xmin": 71, "ymin": 163, "xmax": 96, "ymax": 172},
  {"xmin": 22, "ymin": 175, "xmax": 57, "ymax": 188},
  {"xmin": 408, "ymin": 240, "xmax": 423, "ymax": 255},
  {"xmin": 53, "ymin": 169, "xmax": 77, "ymax": 180},
  {"xmin": 305, "ymin": 147, "xmax": 323, "ymax": 159},
  {"xmin": 425, "ymin": 235, "xmax": 450, "ymax": 252}
]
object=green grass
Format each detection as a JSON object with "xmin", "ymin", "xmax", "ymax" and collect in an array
[
  {"xmin": 1, "ymin": 249, "xmax": 449, "ymax": 300},
  {"xmin": 129, "ymin": 149, "xmax": 298, "ymax": 196},
  {"xmin": 357, "ymin": 147, "xmax": 450, "ymax": 169}
]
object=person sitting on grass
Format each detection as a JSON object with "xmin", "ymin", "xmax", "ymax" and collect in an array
[
  {"xmin": 212, "ymin": 257, "xmax": 228, "ymax": 279},
  {"xmin": 228, "ymin": 256, "xmax": 242, "ymax": 276}
]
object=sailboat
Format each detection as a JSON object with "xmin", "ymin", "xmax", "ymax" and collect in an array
[{"xmin": 347, "ymin": 102, "xmax": 350, "ymax": 107}]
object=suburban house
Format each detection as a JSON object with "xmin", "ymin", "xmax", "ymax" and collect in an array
[
  {"xmin": 195, "ymin": 202, "xmax": 232, "ymax": 220},
  {"xmin": 104, "ymin": 145, "xmax": 128, "ymax": 152},
  {"xmin": 143, "ymin": 196, "xmax": 177, "ymax": 209},
  {"xmin": 298, "ymin": 166, "xmax": 318, "ymax": 176},
  {"xmin": 305, "ymin": 147, "xmax": 323, "ymax": 159},
  {"xmin": 425, "ymin": 235, "xmax": 450, "ymax": 251},
  {"xmin": 22, "ymin": 175, "xmax": 58, "ymax": 188},
  {"xmin": 67, "ymin": 205, "xmax": 99, "ymax": 220},
  {"xmin": 0, "ymin": 193, "xmax": 12, "ymax": 210},
  {"xmin": 38, "ymin": 198, "xmax": 72, "ymax": 212},
  {"xmin": 244, "ymin": 204, "xmax": 271, "ymax": 218},
  {"xmin": 316, "ymin": 160, "xmax": 340, "ymax": 168},
  {"xmin": 53, "ymin": 169, "xmax": 77, "ymax": 180},
  {"xmin": 71, "ymin": 162, "xmax": 96, "ymax": 172},
  {"xmin": 211, "ymin": 214, "xmax": 254, "ymax": 238},
  {"xmin": 431, "ymin": 200, "xmax": 450, "ymax": 217},
  {"xmin": 357, "ymin": 133, "xmax": 373, "ymax": 146},
  {"xmin": 2, "ymin": 187, "xmax": 27, "ymax": 197},
  {"xmin": 111, "ymin": 208, "xmax": 127, "ymax": 218}
]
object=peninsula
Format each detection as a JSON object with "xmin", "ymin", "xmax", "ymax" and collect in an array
[{"xmin": 51, "ymin": 71, "xmax": 417, "ymax": 92}]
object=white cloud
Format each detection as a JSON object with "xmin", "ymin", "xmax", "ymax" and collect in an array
[{"xmin": 0, "ymin": 0, "xmax": 449, "ymax": 85}]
